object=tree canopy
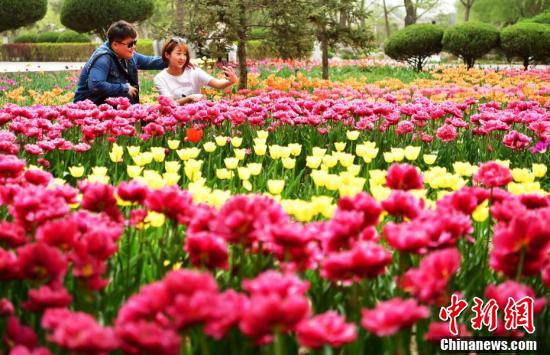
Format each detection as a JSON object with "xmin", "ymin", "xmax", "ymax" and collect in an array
[{"xmin": 0, "ymin": 0, "xmax": 47, "ymax": 33}]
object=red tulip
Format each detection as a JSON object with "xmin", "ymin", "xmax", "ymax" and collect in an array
[{"xmin": 186, "ymin": 127, "xmax": 204, "ymax": 143}]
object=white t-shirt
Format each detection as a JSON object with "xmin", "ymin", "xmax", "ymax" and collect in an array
[{"xmin": 154, "ymin": 67, "xmax": 214, "ymax": 99}]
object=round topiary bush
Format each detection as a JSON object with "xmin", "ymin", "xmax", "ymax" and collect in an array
[
  {"xmin": 36, "ymin": 31, "xmax": 61, "ymax": 43},
  {"xmin": 14, "ymin": 32, "xmax": 39, "ymax": 43},
  {"xmin": 501, "ymin": 22, "xmax": 550, "ymax": 70},
  {"xmin": 57, "ymin": 30, "xmax": 91, "ymax": 43},
  {"xmin": 384, "ymin": 23, "xmax": 444, "ymax": 71},
  {"xmin": 0, "ymin": 0, "xmax": 47, "ymax": 32},
  {"xmin": 442, "ymin": 22, "xmax": 499, "ymax": 69},
  {"xmin": 61, "ymin": 0, "xmax": 154, "ymax": 39}
]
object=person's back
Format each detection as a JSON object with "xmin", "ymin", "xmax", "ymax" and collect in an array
[{"xmin": 74, "ymin": 20, "xmax": 166, "ymax": 106}]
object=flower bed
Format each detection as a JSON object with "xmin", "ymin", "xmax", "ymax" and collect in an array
[{"xmin": 0, "ymin": 65, "xmax": 549, "ymax": 354}]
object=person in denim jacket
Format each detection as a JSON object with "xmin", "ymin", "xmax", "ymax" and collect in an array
[{"xmin": 74, "ymin": 20, "xmax": 166, "ymax": 105}]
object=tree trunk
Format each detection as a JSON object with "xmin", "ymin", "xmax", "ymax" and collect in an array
[
  {"xmin": 523, "ymin": 57, "xmax": 529, "ymax": 71},
  {"xmin": 464, "ymin": 6, "xmax": 471, "ymax": 21},
  {"xmin": 237, "ymin": 0, "xmax": 248, "ymax": 89},
  {"xmin": 404, "ymin": 0, "xmax": 416, "ymax": 26},
  {"xmin": 321, "ymin": 36, "xmax": 329, "ymax": 80},
  {"xmin": 461, "ymin": 0, "xmax": 474, "ymax": 22},
  {"xmin": 383, "ymin": 0, "xmax": 391, "ymax": 38}
]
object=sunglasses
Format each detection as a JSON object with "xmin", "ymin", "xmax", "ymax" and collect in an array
[{"xmin": 116, "ymin": 40, "xmax": 137, "ymax": 49}]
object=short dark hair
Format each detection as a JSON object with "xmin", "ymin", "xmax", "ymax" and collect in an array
[{"xmin": 107, "ymin": 20, "xmax": 137, "ymax": 44}]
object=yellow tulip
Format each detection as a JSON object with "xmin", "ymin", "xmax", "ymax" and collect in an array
[
  {"xmin": 347, "ymin": 164, "xmax": 361, "ymax": 176},
  {"xmin": 267, "ymin": 179, "xmax": 285, "ymax": 195},
  {"xmin": 87, "ymin": 174, "xmax": 110, "ymax": 184},
  {"xmin": 404, "ymin": 146, "xmax": 421, "ymax": 161},
  {"xmin": 145, "ymin": 211, "xmax": 165, "ymax": 228},
  {"xmin": 151, "ymin": 147, "xmax": 166, "ymax": 162},
  {"xmin": 68, "ymin": 166, "xmax": 84, "ymax": 178},
  {"xmin": 254, "ymin": 144, "xmax": 267, "ymax": 156},
  {"xmin": 325, "ymin": 174, "xmax": 342, "ymax": 191},
  {"xmin": 383, "ymin": 152, "xmax": 394, "ymax": 163},
  {"xmin": 109, "ymin": 143, "xmax": 124, "ymax": 163},
  {"xmin": 288, "ymin": 143, "xmax": 302, "ymax": 156},
  {"xmin": 257, "ymin": 130, "xmax": 269, "ymax": 140},
  {"xmin": 532, "ymin": 163, "xmax": 547, "ymax": 178},
  {"xmin": 356, "ymin": 144, "xmax": 368, "ymax": 158},
  {"xmin": 322, "ymin": 155, "xmax": 338, "ymax": 168},
  {"xmin": 371, "ymin": 185, "xmax": 391, "ymax": 202},
  {"xmin": 242, "ymin": 180, "xmax": 252, "ymax": 191},
  {"xmin": 346, "ymin": 130, "xmax": 360, "ymax": 141},
  {"xmin": 167, "ymin": 140, "xmax": 181, "ymax": 150},
  {"xmin": 423, "ymin": 154, "xmax": 437, "ymax": 165},
  {"xmin": 312, "ymin": 147, "xmax": 327, "ymax": 158},
  {"xmin": 453, "ymin": 162, "xmax": 476, "ymax": 177},
  {"xmin": 237, "ymin": 167, "xmax": 251, "ymax": 180},
  {"xmin": 216, "ymin": 168, "xmax": 233, "ymax": 180},
  {"xmin": 127, "ymin": 165, "xmax": 143, "ymax": 178},
  {"xmin": 234, "ymin": 148, "xmax": 246, "ymax": 160},
  {"xmin": 164, "ymin": 161, "xmax": 181, "ymax": 173},
  {"xmin": 203, "ymin": 142, "xmax": 216, "ymax": 153},
  {"xmin": 92, "ymin": 166, "xmax": 107, "ymax": 176},
  {"xmin": 472, "ymin": 201, "xmax": 489, "ymax": 222},
  {"xmin": 369, "ymin": 170, "xmax": 387, "ymax": 186},
  {"xmin": 253, "ymin": 138, "xmax": 266, "ymax": 146},
  {"xmin": 390, "ymin": 148, "xmax": 405, "ymax": 162},
  {"xmin": 224, "ymin": 157, "xmax": 239, "ymax": 170},
  {"xmin": 247, "ymin": 163, "xmax": 262, "ymax": 176},
  {"xmin": 306, "ymin": 156, "xmax": 322, "ymax": 169},
  {"xmin": 269, "ymin": 145, "xmax": 283, "ymax": 159},
  {"xmin": 215, "ymin": 136, "xmax": 228, "ymax": 147},
  {"xmin": 282, "ymin": 157, "xmax": 296, "ymax": 169},
  {"xmin": 140, "ymin": 152, "xmax": 154, "ymax": 165},
  {"xmin": 230, "ymin": 137, "xmax": 243, "ymax": 147},
  {"xmin": 127, "ymin": 146, "xmax": 141, "ymax": 157},
  {"xmin": 311, "ymin": 169, "xmax": 328, "ymax": 187},
  {"xmin": 163, "ymin": 172, "xmax": 181, "ymax": 186},
  {"xmin": 338, "ymin": 153, "xmax": 354, "ymax": 168},
  {"xmin": 334, "ymin": 142, "xmax": 346, "ymax": 152}
]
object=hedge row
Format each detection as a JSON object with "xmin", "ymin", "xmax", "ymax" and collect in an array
[
  {"xmin": 15, "ymin": 31, "xmax": 91, "ymax": 43},
  {"xmin": 0, "ymin": 41, "xmax": 155, "ymax": 62},
  {"xmin": 385, "ymin": 21, "xmax": 550, "ymax": 71}
]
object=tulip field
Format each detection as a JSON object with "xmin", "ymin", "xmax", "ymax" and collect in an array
[{"xmin": 0, "ymin": 60, "xmax": 549, "ymax": 354}]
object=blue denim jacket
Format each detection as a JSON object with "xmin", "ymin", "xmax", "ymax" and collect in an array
[{"xmin": 74, "ymin": 42, "xmax": 166, "ymax": 105}]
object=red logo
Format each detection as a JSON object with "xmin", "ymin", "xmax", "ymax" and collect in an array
[{"xmin": 439, "ymin": 295, "xmax": 535, "ymax": 335}]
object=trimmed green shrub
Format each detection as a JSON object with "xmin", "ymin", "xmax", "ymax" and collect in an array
[
  {"xmin": 0, "ymin": 43, "xmax": 97, "ymax": 61},
  {"xmin": 136, "ymin": 39, "xmax": 154, "ymax": 56},
  {"xmin": 57, "ymin": 31, "xmax": 91, "ymax": 43},
  {"xmin": 14, "ymin": 33, "xmax": 39, "ymax": 43},
  {"xmin": 0, "ymin": 0, "xmax": 47, "ymax": 32},
  {"xmin": 36, "ymin": 32, "xmax": 61, "ymax": 43},
  {"xmin": 384, "ymin": 23, "xmax": 444, "ymax": 71},
  {"xmin": 442, "ymin": 22, "xmax": 500, "ymax": 69},
  {"xmin": 61, "ymin": 0, "xmax": 154, "ymax": 39},
  {"xmin": 247, "ymin": 40, "xmax": 278, "ymax": 60},
  {"xmin": 501, "ymin": 22, "xmax": 550, "ymax": 70},
  {"xmin": 524, "ymin": 11, "xmax": 550, "ymax": 25}
]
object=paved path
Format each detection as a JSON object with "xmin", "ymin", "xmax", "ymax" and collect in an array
[{"xmin": 0, "ymin": 62, "xmax": 85, "ymax": 73}]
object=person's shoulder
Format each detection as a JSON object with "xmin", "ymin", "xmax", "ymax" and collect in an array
[{"xmin": 154, "ymin": 69, "xmax": 169, "ymax": 81}]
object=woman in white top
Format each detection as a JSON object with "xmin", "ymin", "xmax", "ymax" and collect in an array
[{"xmin": 154, "ymin": 37, "xmax": 238, "ymax": 105}]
